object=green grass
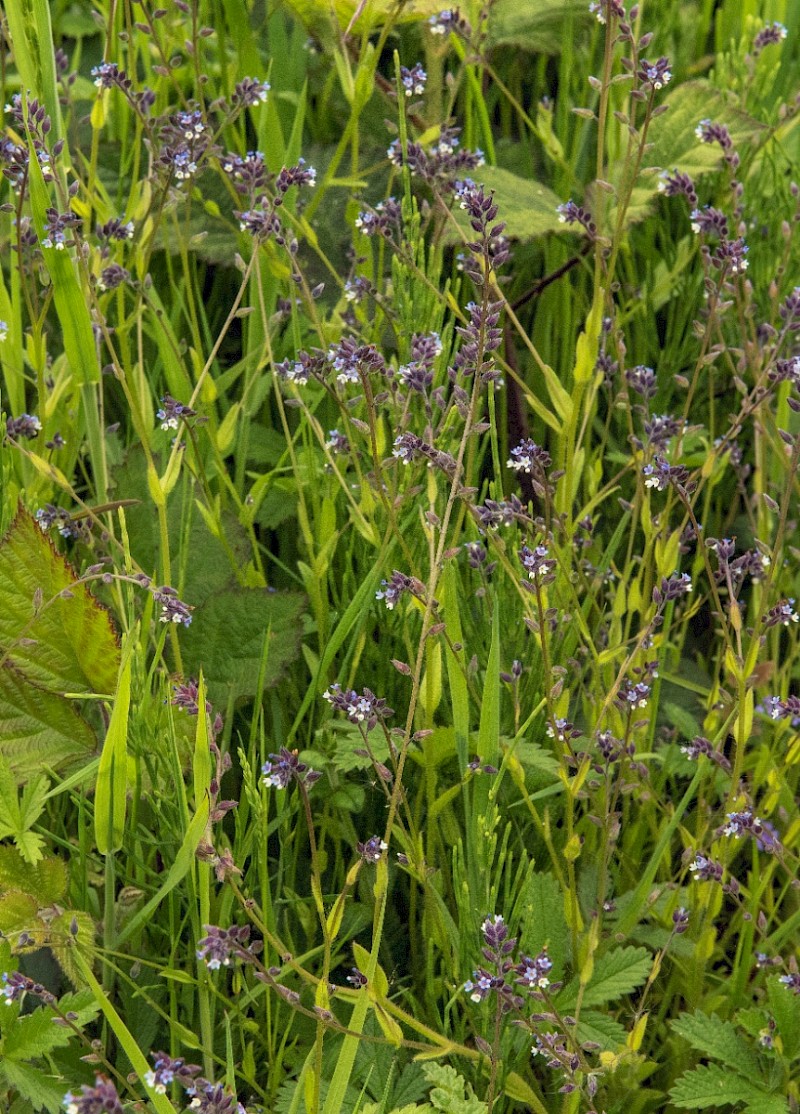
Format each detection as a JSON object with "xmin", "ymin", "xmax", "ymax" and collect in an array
[{"xmin": 0, "ymin": 1, "xmax": 799, "ymax": 1113}]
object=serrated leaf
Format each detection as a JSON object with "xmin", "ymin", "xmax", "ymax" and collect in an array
[
  {"xmin": 487, "ymin": 0, "xmax": 591, "ymax": 54},
  {"xmin": 3, "ymin": 1003, "xmax": 77, "ymax": 1059},
  {"xmin": 515, "ymin": 871, "xmax": 569, "ymax": 979},
  {"xmin": 423, "ymin": 1064, "xmax": 487, "ymax": 1114},
  {"xmin": 0, "ymin": 665, "xmax": 96, "ymax": 775},
  {"xmin": 47, "ymin": 909, "xmax": 96, "ymax": 987},
  {"xmin": 557, "ymin": 946, "xmax": 651, "ymax": 1008},
  {"xmin": 0, "ymin": 762, "xmax": 49, "ymax": 864},
  {"xmin": 0, "ymin": 509, "xmax": 120, "ymax": 695},
  {"xmin": 181, "ymin": 588, "xmax": 306, "ymax": 700},
  {"xmin": 330, "ymin": 722, "xmax": 391, "ymax": 774},
  {"xmin": 671, "ymin": 1011, "xmax": 761, "ymax": 1076},
  {"xmin": 0, "ymin": 1058, "xmax": 67, "ymax": 1114},
  {"xmin": 0, "ymin": 847, "xmax": 67, "ymax": 905},
  {"xmin": 576, "ymin": 1011, "xmax": 627, "ymax": 1050},
  {"xmin": 669, "ymin": 1063, "xmax": 785, "ymax": 1111}
]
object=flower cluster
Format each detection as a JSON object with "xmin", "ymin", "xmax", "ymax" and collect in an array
[
  {"xmin": 427, "ymin": 8, "xmax": 472, "ymax": 38},
  {"xmin": 589, "ymin": 0, "xmax": 625, "ymax": 24},
  {"xmin": 157, "ymin": 393, "xmax": 197, "ymax": 431},
  {"xmin": 753, "ymin": 22, "xmax": 788, "ymax": 54},
  {"xmin": 144, "ymin": 1051, "xmax": 202, "ymax": 1094},
  {"xmin": 6, "ymin": 413, "xmax": 42, "ymax": 440},
  {"xmin": 323, "ymin": 685, "xmax": 394, "ymax": 731},
  {"xmin": 397, "ymin": 332, "xmax": 443, "ymax": 394},
  {"xmin": 507, "ymin": 439, "xmax": 554, "ymax": 497},
  {"xmin": 652, "ymin": 572, "xmax": 693, "ymax": 607},
  {"xmin": 463, "ymin": 914, "xmax": 557, "ymax": 1011},
  {"xmin": 357, "ymin": 836, "xmax": 388, "ymax": 863},
  {"xmin": 679, "ymin": 735, "xmax": 731, "ymax": 771},
  {"xmin": 261, "ymin": 747, "xmax": 321, "ymax": 790},
  {"xmin": 694, "ymin": 119, "xmax": 739, "ymax": 171},
  {"xmin": 196, "ymin": 924, "xmax": 263, "ymax": 970},
  {"xmin": 142, "ymin": 1052, "xmax": 245, "ymax": 1112},
  {"xmin": 636, "ymin": 57, "xmax": 672, "ymax": 92},
  {"xmin": 556, "ymin": 200, "xmax": 596, "ymax": 238},
  {"xmin": 642, "ymin": 456, "xmax": 695, "ymax": 494},
  {"xmin": 354, "ymin": 198, "xmax": 402, "ymax": 239},
  {"xmin": 392, "ymin": 432, "xmax": 457, "ymax": 475},
  {"xmin": 719, "ymin": 810, "xmax": 781, "ymax": 853},
  {"xmin": 153, "ymin": 586, "xmax": 194, "ymax": 627},
  {"xmin": 763, "ymin": 599, "xmax": 799, "ymax": 627},
  {"xmin": 474, "ymin": 494, "xmax": 531, "ymax": 530},
  {"xmin": 388, "ymin": 127, "xmax": 484, "ymax": 187},
  {"xmin": 519, "ymin": 543, "xmax": 557, "ymax": 585},
  {"xmin": 657, "ymin": 169, "xmax": 698, "ymax": 207},
  {"xmin": 452, "ymin": 299, "xmax": 503, "ymax": 384},
  {"xmin": 63, "ymin": 1077, "xmax": 124, "ymax": 1114},
  {"xmin": 35, "ymin": 504, "xmax": 88, "ymax": 541},
  {"xmin": 1, "ymin": 970, "xmax": 57, "ymax": 1007},
  {"xmin": 400, "ymin": 63, "xmax": 427, "ymax": 97},
  {"xmin": 376, "ymin": 570, "xmax": 417, "ymax": 610}
]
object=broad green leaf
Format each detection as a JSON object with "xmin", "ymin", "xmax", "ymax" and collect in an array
[
  {"xmin": 487, "ymin": 0, "xmax": 591, "ymax": 53},
  {"xmin": 464, "ymin": 166, "xmax": 566, "ymax": 241},
  {"xmin": 180, "ymin": 588, "xmax": 306, "ymax": 701},
  {"xmin": 0, "ymin": 1059, "xmax": 67, "ymax": 1114},
  {"xmin": 0, "ymin": 664, "xmax": 96, "ymax": 775},
  {"xmin": 611, "ymin": 81, "xmax": 767, "ymax": 227},
  {"xmin": 557, "ymin": 946, "xmax": 651, "ymax": 1008},
  {"xmin": 0, "ymin": 762, "xmax": 49, "ymax": 864},
  {"xmin": 48, "ymin": 909, "xmax": 96, "ymax": 987},
  {"xmin": 671, "ymin": 1011, "xmax": 761, "ymax": 1076},
  {"xmin": 0, "ymin": 847, "xmax": 67, "ymax": 905},
  {"xmin": 576, "ymin": 1011, "xmax": 627, "ymax": 1050},
  {"xmin": 669, "ymin": 1063, "xmax": 786, "ymax": 1112},
  {"xmin": 95, "ymin": 649, "xmax": 131, "ymax": 855},
  {"xmin": 0, "ymin": 509, "xmax": 120, "ymax": 695},
  {"xmin": 3, "ymin": 1003, "xmax": 77, "ymax": 1059},
  {"xmin": 423, "ymin": 1064, "xmax": 487, "ymax": 1114},
  {"xmin": 515, "ymin": 871, "xmax": 569, "ymax": 979}
]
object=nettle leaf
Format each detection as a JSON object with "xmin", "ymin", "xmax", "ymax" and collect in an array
[
  {"xmin": 3, "ymin": 1003, "xmax": 76, "ymax": 1059},
  {"xmin": 576, "ymin": 1011, "xmax": 627, "ymax": 1050},
  {"xmin": 487, "ymin": 0, "xmax": 591, "ymax": 54},
  {"xmin": 515, "ymin": 871, "xmax": 569, "ymax": 980},
  {"xmin": 0, "ymin": 1059, "xmax": 67, "ymax": 1114},
  {"xmin": 0, "ymin": 508, "xmax": 120, "ymax": 695},
  {"xmin": 0, "ymin": 762, "xmax": 49, "ymax": 865},
  {"xmin": 423, "ymin": 1064, "xmax": 487, "ymax": 1114},
  {"xmin": 557, "ymin": 946, "xmax": 651, "ymax": 1009},
  {"xmin": 329, "ymin": 721, "xmax": 390, "ymax": 774},
  {"xmin": 181, "ymin": 588, "xmax": 306, "ymax": 701},
  {"xmin": 0, "ymin": 847, "xmax": 68, "ymax": 906},
  {"xmin": 0, "ymin": 663, "xmax": 96, "ymax": 775},
  {"xmin": 669, "ymin": 1062, "xmax": 787, "ymax": 1112},
  {"xmin": 671, "ymin": 1011, "xmax": 761, "ymax": 1077}
]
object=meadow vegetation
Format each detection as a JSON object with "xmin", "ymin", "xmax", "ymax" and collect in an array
[{"xmin": 0, "ymin": 1, "xmax": 799, "ymax": 1112}]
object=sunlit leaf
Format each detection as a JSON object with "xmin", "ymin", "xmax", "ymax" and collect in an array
[{"xmin": 0, "ymin": 508, "xmax": 120, "ymax": 695}]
